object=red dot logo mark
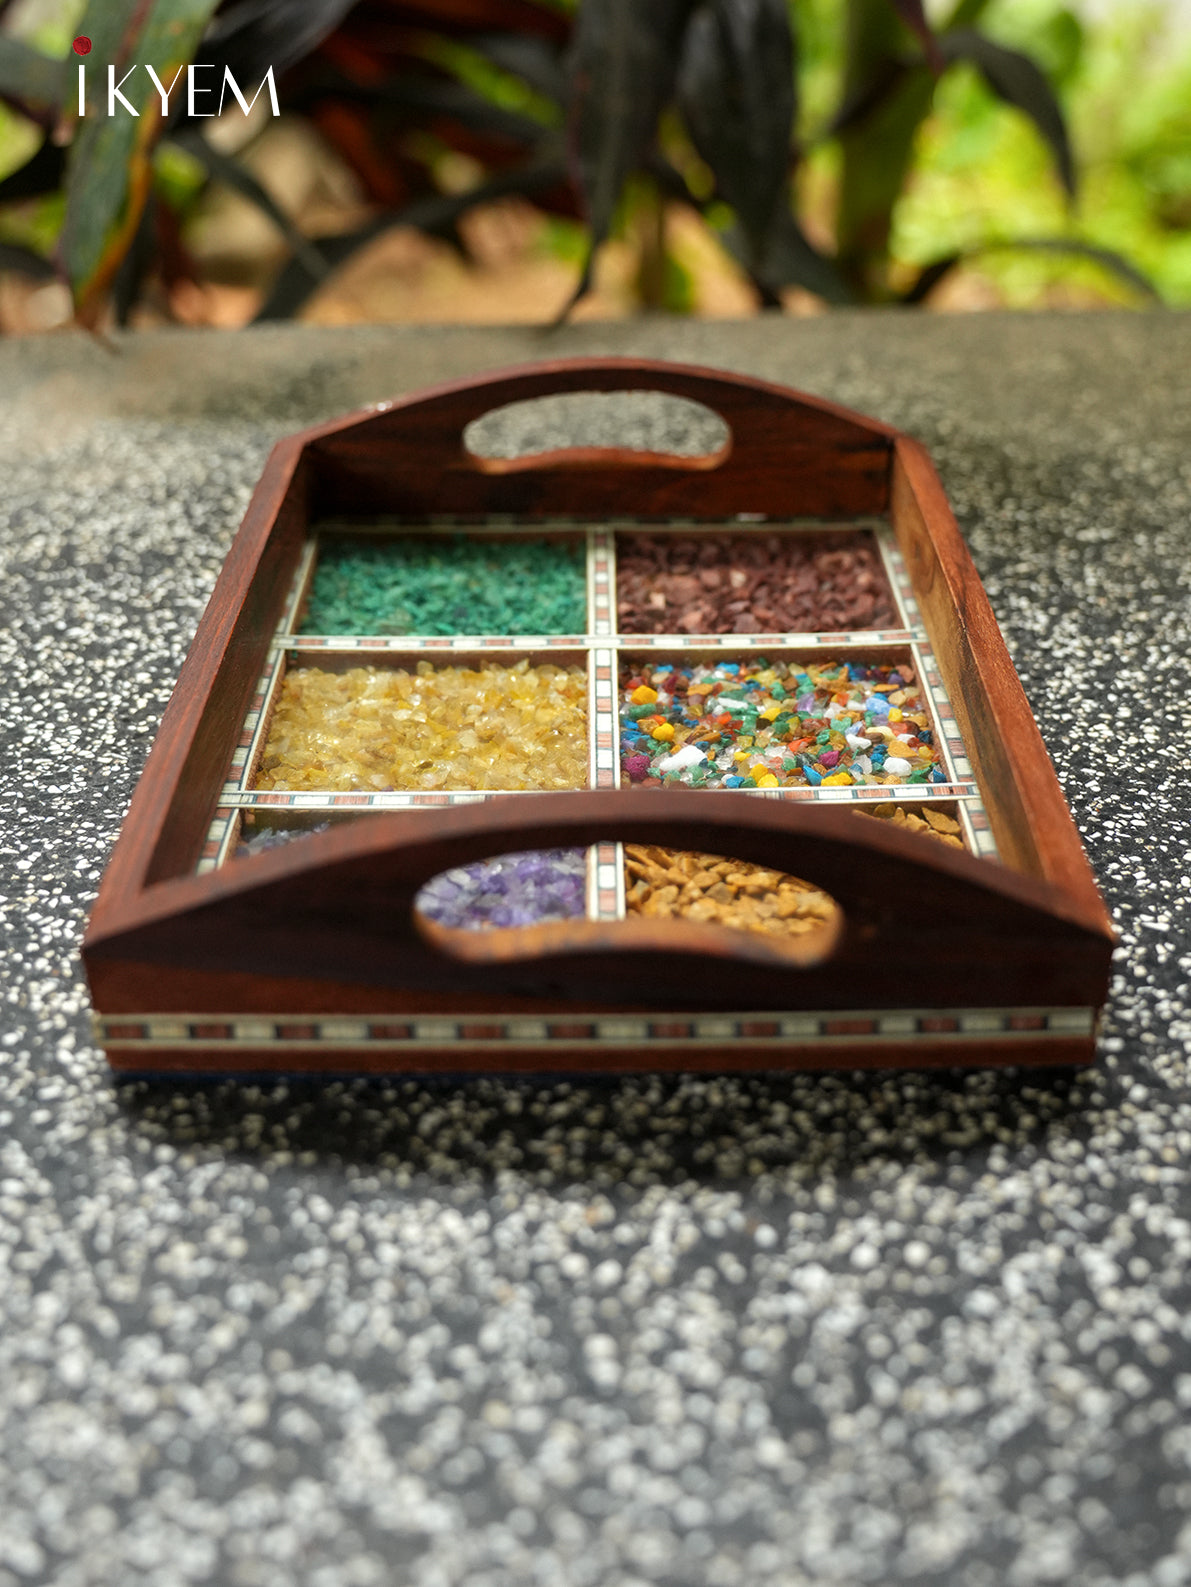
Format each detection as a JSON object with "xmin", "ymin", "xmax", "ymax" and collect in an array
[{"xmin": 73, "ymin": 36, "xmax": 92, "ymax": 56}]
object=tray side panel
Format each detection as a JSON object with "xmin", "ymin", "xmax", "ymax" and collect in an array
[
  {"xmin": 87, "ymin": 439, "xmax": 309, "ymax": 923},
  {"xmin": 890, "ymin": 438, "xmax": 1111, "ymax": 930}
]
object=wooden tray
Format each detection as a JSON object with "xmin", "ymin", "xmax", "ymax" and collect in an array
[{"xmin": 83, "ymin": 358, "xmax": 1114, "ymax": 1076}]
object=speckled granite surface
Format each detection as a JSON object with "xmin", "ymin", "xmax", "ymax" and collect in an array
[{"xmin": 1, "ymin": 314, "xmax": 1189, "ymax": 1587}]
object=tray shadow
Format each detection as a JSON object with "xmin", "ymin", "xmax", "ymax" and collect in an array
[{"xmin": 115, "ymin": 1060, "xmax": 1101, "ymax": 1193}]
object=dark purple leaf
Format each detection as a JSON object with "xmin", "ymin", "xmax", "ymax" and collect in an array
[
  {"xmin": 197, "ymin": 0, "xmax": 358, "ymax": 88},
  {"xmin": 900, "ymin": 253, "xmax": 959, "ymax": 305},
  {"xmin": 0, "ymin": 241, "xmax": 56, "ymax": 279},
  {"xmin": 366, "ymin": 77, "xmax": 549, "ymax": 145},
  {"xmin": 280, "ymin": 66, "xmax": 550, "ymax": 148},
  {"xmin": 112, "ymin": 193, "xmax": 157, "ymax": 327},
  {"xmin": 255, "ymin": 156, "xmax": 569, "ymax": 319},
  {"xmin": 885, "ymin": 0, "xmax": 942, "ymax": 72},
  {"xmin": 170, "ymin": 130, "xmax": 331, "ymax": 279},
  {"xmin": 676, "ymin": 0, "xmax": 795, "ymax": 270},
  {"xmin": 567, "ymin": 0, "xmax": 695, "ymax": 305},
  {"xmin": 941, "ymin": 29, "xmax": 1074, "ymax": 194},
  {"xmin": 749, "ymin": 208, "xmax": 853, "ymax": 304},
  {"xmin": 644, "ymin": 150, "xmax": 702, "ymax": 207},
  {"xmin": 902, "ymin": 238, "xmax": 1158, "ymax": 303},
  {"xmin": 470, "ymin": 32, "xmax": 568, "ymax": 106},
  {"xmin": 0, "ymin": 137, "xmax": 66, "ymax": 204},
  {"xmin": 824, "ymin": 54, "xmax": 910, "ymax": 138}
]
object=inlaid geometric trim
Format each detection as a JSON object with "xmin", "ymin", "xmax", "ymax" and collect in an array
[
  {"xmin": 212, "ymin": 782, "xmax": 988, "ymax": 813},
  {"xmin": 97, "ymin": 1005, "xmax": 1097, "ymax": 1049},
  {"xmin": 911, "ymin": 641, "xmax": 977, "ymax": 787},
  {"xmin": 958, "ymin": 802, "xmax": 998, "ymax": 861},
  {"xmin": 280, "ymin": 539, "xmax": 318, "ymax": 634},
  {"xmin": 390, "ymin": 514, "xmax": 895, "ymax": 531},
  {"xmin": 222, "ymin": 789, "xmax": 499, "ymax": 810},
  {"xmin": 592, "ymin": 647, "xmax": 617, "ymax": 789},
  {"xmin": 197, "ymin": 806, "xmax": 240, "ymax": 874},
  {"xmin": 594, "ymin": 840, "xmax": 623, "ymax": 920},
  {"xmin": 616, "ymin": 629, "xmax": 921, "ymax": 647},
  {"xmin": 280, "ymin": 631, "xmax": 922, "ymax": 651},
  {"xmin": 285, "ymin": 634, "xmax": 592, "ymax": 650},
  {"xmin": 223, "ymin": 649, "xmax": 285, "ymax": 793},
  {"xmin": 201, "ymin": 640, "xmax": 290, "ymax": 868},
  {"xmin": 590, "ymin": 530, "xmax": 615, "ymax": 637},
  {"xmin": 727, "ymin": 782, "xmax": 980, "ymax": 803}
]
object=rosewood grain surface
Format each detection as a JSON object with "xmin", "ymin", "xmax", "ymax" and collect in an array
[
  {"xmin": 104, "ymin": 1036, "xmax": 1095, "ymax": 1078},
  {"xmin": 86, "ymin": 794, "xmax": 1113, "ymax": 1018},
  {"xmin": 302, "ymin": 361, "xmax": 895, "ymax": 520}
]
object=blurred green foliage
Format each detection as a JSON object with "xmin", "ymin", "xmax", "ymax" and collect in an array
[
  {"xmin": 907, "ymin": 2, "xmax": 1191, "ymax": 303},
  {"xmin": 803, "ymin": 0, "xmax": 1191, "ymax": 304},
  {"xmin": 0, "ymin": 0, "xmax": 1187, "ymax": 318}
]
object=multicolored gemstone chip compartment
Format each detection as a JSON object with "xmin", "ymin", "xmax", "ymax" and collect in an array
[{"xmin": 618, "ymin": 656, "xmax": 945, "ymax": 791}]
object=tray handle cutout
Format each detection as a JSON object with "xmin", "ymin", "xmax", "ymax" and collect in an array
[
  {"xmin": 304, "ymin": 359, "xmax": 898, "ymax": 519},
  {"xmin": 415, "ymin": 857, "xmax": 845, "ymax": 972},
  {"xmin": 461, "ymin": 390, "xmax": 732, "ymax": 476},
  {"xmin": 93, "ymin": 794, "xmax": 1115, "ymax": 1016}
]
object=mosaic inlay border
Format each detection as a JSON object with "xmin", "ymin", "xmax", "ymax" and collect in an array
[{"xmin": 98, "ymin": 1006, "xmax": 1096, "ymax": 1049}]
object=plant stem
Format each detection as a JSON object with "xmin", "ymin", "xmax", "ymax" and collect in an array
[
  {"xmin": 634, "ymin": 176, "xmax": 668, "ymax": 310},
  {"xmin": 835, "ymin": 0, "xmax": 936, "ymax": 300}
]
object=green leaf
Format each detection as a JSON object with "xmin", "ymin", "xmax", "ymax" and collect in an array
[
  {"xmin": 566, "ymin": 0, "xmax": 695, "ymax": 311},
  {"xmin": 199, "ymin": 0, "xmax": 357, "ymax": 84},
  {"xmin": 467, "ymin": 32, "xmax": 568, "ymax": 108},
  {"xmin": 940, "ymin": 28, "xmax": 1075, "ymax": 195},
  {"xmin": 824, "ymin": 55, "xmax": 909, "ymax": 140},
  {"xmin": 1032, "ymin": 8, "xmax": 1084, "ymax": 86},
  {"xmin": 0, "ymin": 35, "xmax": 66, "ymax": 126},
  {"xmin": 835, "ymin": 66, "xmax": 934, "ymax": 293},
  {"xmin": 59, "ymin": 0, "xmax": 222, "ymax": 324},
  {"xmin": 676, "ymin": 0, "xmax": 796, "ymax": 274},
  {"xmin": 368, "ymin": 76, "xmax": 553, "ymax": 146},
  {"xmin": 834, "ymin": 0, "xmax": 935, "ymax": 295},
  {"xmin": 944, "ymin": 0, "xmax": 993, "ymax": 26},
  {"xmin": 902, "ymin": 240, "xmax": 1159, "ymax": 304}
]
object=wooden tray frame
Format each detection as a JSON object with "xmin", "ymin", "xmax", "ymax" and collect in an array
[{"xmin": 83, "ymin": 358, "xmax": 1114, "ymax": 1076}]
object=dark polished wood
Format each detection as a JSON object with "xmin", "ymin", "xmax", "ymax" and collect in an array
[
  {"xmin": 302, "ymin": 359, "xmax": 896, "ymax": 520},
  {"xmin": 890, "ymin": 439, "xmax": 1110, "ymax": 924},
  {"xmin": 85, "ymin": 791, "xmax": 1113, "ymax": 1016},
  {"xmin": 84, "ymin": 357, "xmax": 1115, "ymax": 1075},
  {"xmin": 106, "ymin": 1036, "xmax": 1096, "ymax": 1079}
]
